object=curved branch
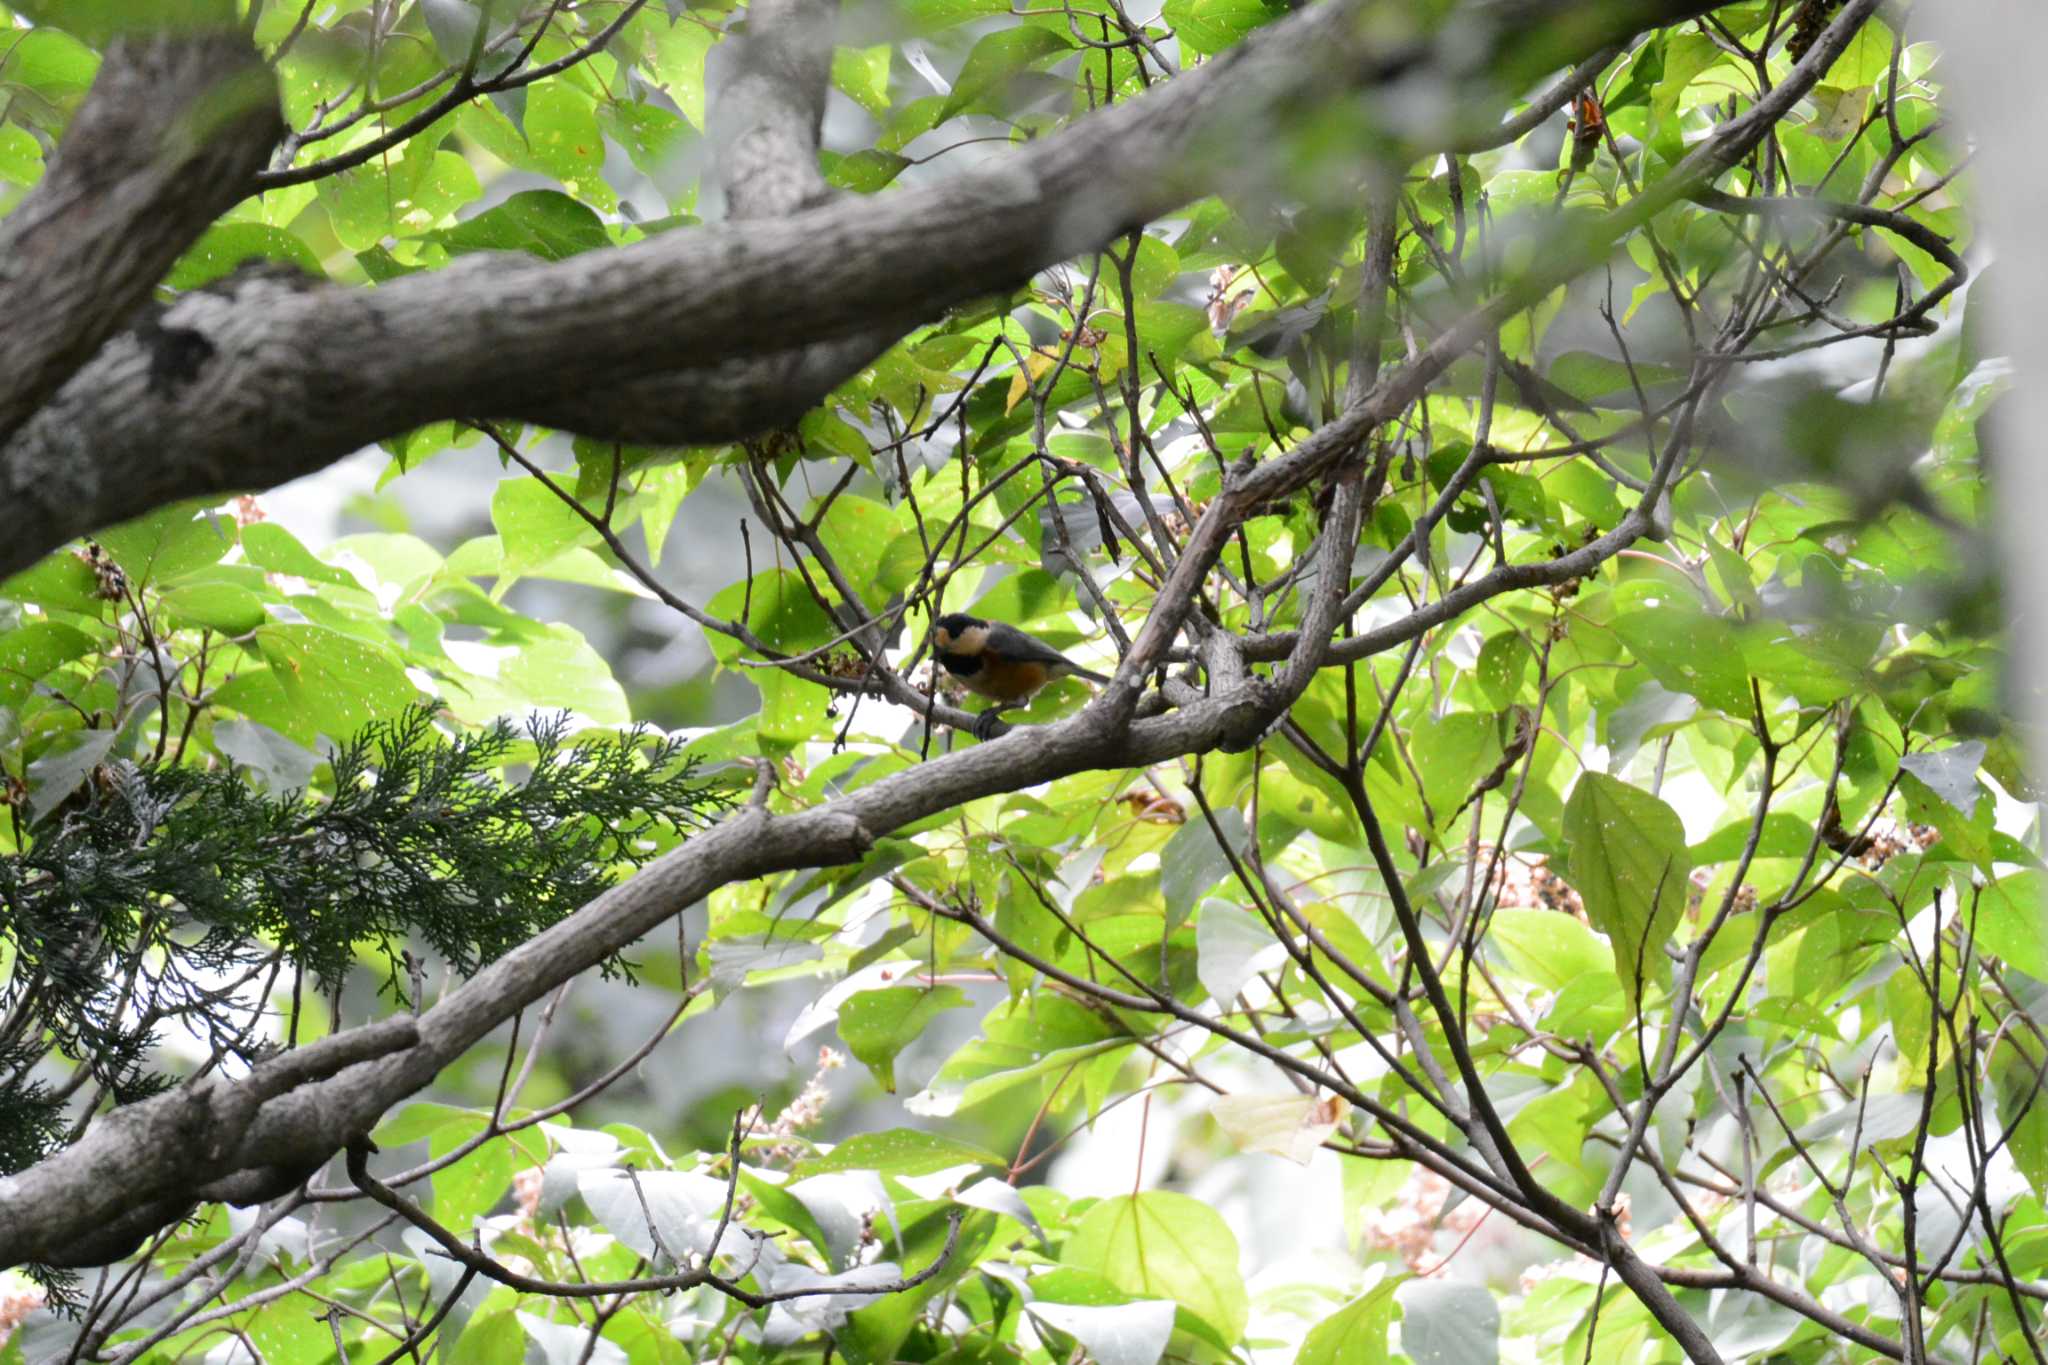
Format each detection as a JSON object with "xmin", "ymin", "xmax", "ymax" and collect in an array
[
  {"xmin": 0, "ymin": 0, "xmax": 1773, "ymax": 1283},
  {"xmin": 0, "ymin": 0, "xmax": 1727, "ymax": 581},
  {"xmin": 0, "ymin": 25, "xmax": 280, "ymax": 447}
]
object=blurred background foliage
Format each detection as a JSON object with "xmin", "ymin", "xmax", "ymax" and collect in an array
[{"xmin": 0, "ymin": 0, "xmax": 2032, "ymax": 1361}]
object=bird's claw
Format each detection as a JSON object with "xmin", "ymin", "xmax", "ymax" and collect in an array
[{"xmin": 971, "ymin": 711, "xmax": 1008, "ymax": 741}]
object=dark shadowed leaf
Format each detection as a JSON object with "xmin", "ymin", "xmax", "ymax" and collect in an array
[{"xmin": 433, "ymin": 190, "xmax": 611, "ymax": 261}]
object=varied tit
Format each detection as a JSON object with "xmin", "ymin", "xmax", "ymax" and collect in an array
[{"xmin": 930, "ymin": 612, "xmax": 1109, "ymax": 738}]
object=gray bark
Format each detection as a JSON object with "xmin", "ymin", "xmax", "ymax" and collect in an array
[
  {"xmin": 0, "ymin": 0, "xmax": 1721, "ymax": 581},
  {"xmin": 0, "ymin": 27, "xmax": 279, "ymax": 447},
  {"xmin": 0, "ymin": 0, "xmax": 1733, "ymax": 1272}
]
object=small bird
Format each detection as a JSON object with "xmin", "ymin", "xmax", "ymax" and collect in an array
[{"xmin": 930, "ymin": 612, "xmax": 1109, "ymax": 738}]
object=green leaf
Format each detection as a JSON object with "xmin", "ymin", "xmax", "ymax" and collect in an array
[
  {"xmin": 26, "ymin": 729, "xmax": 119, "ymax": 823},
  {"xmin": 1397, "ymin": 1278, "xmax": 1499, "ymax": 1364},
  {"xmin": 799, "ymin": 406, "xmax": 873, "ymax": 464},
  {"xmin": 492, "ymin": 476, "xmax": 601, "ymax": 576},
  {"xmin": 839, "ymin": 986, "xmax": 969, "ymax": 1091},
  {"xmin": 1198, "ymin": 898, "xmax": 1286, "ymax": 1005},
  {"xmin": 1032, "ymin": 1266, "xmax": 1141, "ymax": 1307},
  {"xmin": 429, "ymin": 1132, "xmax": 515, "ymax": 1232},
  {"xmin": 600, "ymin": 99, "xmax": 689, "ymax": 179},
  {"xmin": 239, "ymin": 523, "xmax": 360, "ymax": 587},
  {"xmin": 604, "ymin": 1307, "xmax": 692, "ymax": 1365},
  {"xmin": 1990, "ymin": 1037, "xmax": 2048, "ymax": 1192},
  {"xmin": 1411, "ymin": 710, "xmax": 1496, "ymax": 823},
  {"xmin": 1898, "ymin": 742, "xmax": 1985, "ymax": 815},
  {"xmin": 817, "ymin": 494, "xmax": 899, "ymax": 608},
  {"xmin": 832, "ymin": 43, "xmax": 892, "ymax": 115},
  {"xmin": 321, "ymin": 136, "xmax": 452, "ymax": 251},
  {"xmin": 704, "ymin": 568, "xmax": 837, "ymax": 667},
  {"xmin": 330, "ymin": 532, "xmax": 444, "ymax": 586},
  {"xmin": 794, "ymin": 1128, "xmax": 1005, "ymax": 1178},
  {"xmin": 646, "ymin": 15, "xmax": 716, "ymax": 129},
  {"xmin": 756, "ymin": 666, "xmax": 826, "ymax": 749},
  {"xmin": 1824, "ymin": 18, "xmax": 1895, "ymax": 87},
  {"xmin": 1647, "ymin": 33, "xmax": 1724, "ymax": 164},
  {"xmin": 1488, "ymin": 907, "xmax": 1611, "ymax": 992},
  {"xmin": 1, "ymin": 551, "xmax": 103, "ymax": 614},
  {"xmin": 823, "ymin": 148, "xmax": 912, "ymax": 193},
  {"xmin": 940, "ymin": 27, "xmax": 1073, "ymax": 120},
  {"xmin": 255, "ymin": 623, "xmax": 422, "ymax": 743},
  {"xmin": 159, "ymin": 582, "xmax": 269, "ymax": 634},
  {"xmin": 419, "ymin": 0, "xmax": 513, "ymax": 70},
  {"xmin": 1705, "ymin": 537, "xmax": 1762, "ymax": 616},
  {"xmin": 1126, "ymin": 234, "xmax": 1180, "ymax": 300},
  {"xmin": 95, "ymin": 502, "xmax": 231, "ymax": 587},
  {"xmin": 244, "ymin": 1296, "xmax": 336, "ymax": 1363},
  {"xmin": 1116, "ymin": 300, "xmax": 1210, "ymax": 374},
  {"xmin": 1475, "ymin": 631, "xmax": 1531, "ymax": 709},
  {"xmin": 839, "ymin": 1208, "xmax": 995, "ymax": 1364},
  {"xmin": 1741, "ymin": 626, "xmax": 1861, "ymax": 706},
  {"xmin": 1029, "ymin": 1300, "xmax": 1177, "ymax": 1365},
  {"xmin": 432, "ymin": 188, "xmax": 611, "ymax": 260},
  {"xmin": 440, "ymin": 623, "xmax": 630, "ymax": 726},
  {"xmin": 1933, "ymin": 358, "xmax": 2011, "ymax": 467},
  {"xmin": 1560, "ymin": 773, "xmax": 1689, "ymax": 1006},
  {"xmin": 1299, "ymin": 1279, "xmax": 1400, "ymax": 1365},
  {"xmin": 1547, "ymin": 350, "xmax": 1684, "ymax": 402},
  {"xmin": 211, "ymin": 718, "xmax": 319, "ymax": 793},
  {"xmin": 1611, "ymin": 606, "xmax": 1750, "ymax": 714},
  {"xmin": 1687, "ymin": 812, "xmax": 1813, "ymax": 866},
  {"xmin": 1, "ymin": 29, "xmax": 100, "ymax": 108},
  {"xmin": 0, "ymin": 621, "xmax": 93, "ymax": 707},
  {"xmin": 449, "ymin": 1309, "xmax": 524, "ymax": 1365},
  {"xmin": 1064, "ymin": 1192, "xmax": 1249, "ymax": 1343},
  {"xmin": 900, "ymin": 0, "xmax": 1009, "ymax": 33},
  {"xmin": 0, "ymin": 120, "xmax": 44, "ymax": 186},
  {"xmin": 167, "ymin": 222, "xmax": 323, "ymax": 289},
  {"xmin": 1548, "ymin": 461, "xmax": 1626, "ymax": 527},
  {"xmin": 1900, "ymin": 761, "xmax": 1992, "ymax": 870},
  {"xmin": 520, "ymin": 82, "xmax": 611, "ymax": 204},
  {"xmin": 908, "ymin": 995, "xmax": 1124, "ymax": 1117},
  {"xmin": 1975, "ymin": 871, "xmax": 2048, "ymax": 980},
  {"xmin": 1163, "ymin": 0, "xmax": 1287, "ymax": 55},
  {"xmin": 1162, "ymin": 808, "xmax": 1246, "ymax": 917}
]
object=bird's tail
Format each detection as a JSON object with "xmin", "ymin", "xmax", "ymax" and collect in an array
[{"xmin": 1069, "ymin": 665, "xmax": 1112, "ymax": 687}]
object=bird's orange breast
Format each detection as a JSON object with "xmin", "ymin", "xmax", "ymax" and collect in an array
[{"xmin": 966, "ymin": 655, "xmax": 1053, "ymax": 703}]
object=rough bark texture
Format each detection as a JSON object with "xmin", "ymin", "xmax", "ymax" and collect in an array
[
  {"xmin": 0, "ymin": 28, "xmax": 280, "ymax": 447},
  {"xmin": 521, "ymin": 0, "xmax": 897, "ymax": 448},
  {"xmin": 0, "ymin": 0, "xmax": 1742, "ymax": 1273},
  {"xmin": 0, "ymin": 0, "xmax": 1721, "ymax": 581}
]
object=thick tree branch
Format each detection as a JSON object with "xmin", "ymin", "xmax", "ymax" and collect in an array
[
  {"xmin": 0, "ymin": 0, "xmax": 1725, "ymax": 580},
  {"xmin": 2, "ymin": 0, "xmax": 1876, "ymax": 1274},
  {"xmin": 1, "ymin": 660, "xmax": 1270, "ymax": 1268},
  {"xmin": 0, "ymin": 26, "xmax": 280, "ymax": 447},
  {"xmin": 522, "ymin": 0, "xmax": 898, "ymax": 446}
]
